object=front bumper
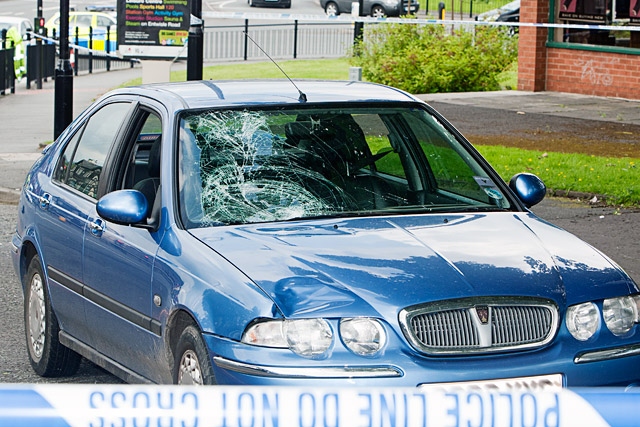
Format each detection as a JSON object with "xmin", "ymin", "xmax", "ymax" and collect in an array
[{"xmin": 205, "ymin": 334, "xmax": 640, "ymax": 388}]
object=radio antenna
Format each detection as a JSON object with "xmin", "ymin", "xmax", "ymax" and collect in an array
[{"xmin": 243, "ymin": 31, "xmax": 307, "ymax": 103}]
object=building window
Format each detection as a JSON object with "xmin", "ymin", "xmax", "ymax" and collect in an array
[{"xmin": 552, "ymin": 0, "xmax": 640, "ymax": 49}]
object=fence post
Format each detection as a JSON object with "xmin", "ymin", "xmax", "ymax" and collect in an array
[
  {"xmin": 293, "ymin": 20, "xmax": 298, "ymax": 59},
  {"xmin": 106, "ymin": 25, "xmax": 111, "ymax": 71},
  {"xmin": 88, "ymin": 26, "xmax": 93, "ymax": 74},
  {"xmin": 244, "ymin": 19, "xmax": 249, "ymax": 61},
  {"xmin": 0, "ymin": 32, "xmax": 6, "ymax": 95},
  {"xmin": 38, "ymin": 29, "xmax": 45, "ymax": 88},
  {"xmin": 73, "ymin": 27, "xmax": 79, "ymax": 75}
]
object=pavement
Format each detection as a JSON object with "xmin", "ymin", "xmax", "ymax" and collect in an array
[{"xmin": 419, "ymin": 90, "xmax": 640, "ymax": 126}]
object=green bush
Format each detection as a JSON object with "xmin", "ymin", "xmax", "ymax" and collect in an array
[{"xmin": 351, "ymin": 23, "xmax": 518, "ymax": 94}]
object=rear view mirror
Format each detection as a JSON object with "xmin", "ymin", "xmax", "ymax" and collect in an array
[
  {"xmin": 97, "ymin": 190, "xmax": 148, "ymax": 225},
  {"xmin": 509, "ymin": 173, "xmax": 546, "ymax": 208}
]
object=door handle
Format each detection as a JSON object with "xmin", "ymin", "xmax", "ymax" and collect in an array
[
  {"xmin": 89, "ymin": 219, "xmax": 105, "ymax": 237},
  {"xmin": 38, "ymin": 193, "xmax": 52, "ymax": 210}
]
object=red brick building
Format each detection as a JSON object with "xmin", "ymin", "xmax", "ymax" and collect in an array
[{"xmin": 517, "ymin": 0, "xmax": 640, "ymax": 99}]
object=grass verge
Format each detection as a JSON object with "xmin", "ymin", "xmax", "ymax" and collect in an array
[
  {"xmin": 124, "ymin": 58, "xmax": 352, "ymax": 86},
  {"xmin": 476, "ymin": 145, "xmax": 639, "ymax": 206}
]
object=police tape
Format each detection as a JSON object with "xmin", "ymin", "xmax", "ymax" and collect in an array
[
  {"xmin": 201, "ymin": 11, "xmax": 640, "ymax": 32},
  {"xmin": 1, "ymin": 385, "xmax": 638, "ymax": 427}
]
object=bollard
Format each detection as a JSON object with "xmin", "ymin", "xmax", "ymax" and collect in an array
[
  {"xmin": 349, "ymin": 66, "xmax": 362, "ymax": 81},
  {"xmin": 187, "ymin": 15, "xmax": 204, "ymax": 81}
]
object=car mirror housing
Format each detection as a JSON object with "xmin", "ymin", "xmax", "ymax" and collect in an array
[
  {"xmin": 97, "ymin": 190, "xmax": 149, "ymax": 225},
  {"xmin": 509, "ymin": 173, "xmax": 546, "ymax": 208}
]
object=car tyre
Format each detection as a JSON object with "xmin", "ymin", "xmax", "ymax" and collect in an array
[
  {"xmin": 174, "ymin": 325, "xmax": 217, "ymax": 385},
  {"xmin": 325, "ymin": 2, "xmax": 339, "ymax": 15},
  {"xmin": 371, "ymin": 5, "xmax": 386, "ymax": 17},
  {"xmin": 24, "ymin": 255, "xmax": 81, "ymax": 377}
]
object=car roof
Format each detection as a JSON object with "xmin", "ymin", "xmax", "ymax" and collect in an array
[
  {"xmin": 109, "ymin": 80, "xmax": 420, "ymax": 110},
  {"xmin": 0, "ymin": 16, "xmax": 30, "ymax": 25}
]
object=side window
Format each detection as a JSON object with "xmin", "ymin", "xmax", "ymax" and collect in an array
[
  {"xmin": 97, "ymin": 16, "xmax": 114, "ymax": 27},
  {"xmin": 123, "ymin": 112, "xmax": 163, "ymax": 210},
  {"xmin": 54, "ymin": 102, "xmax": 131, "ymax": 199},
  {"xmin": 76, "ymin": 14, "xmax": 93, "ymax": 27},
  {"xmin": 350, "ymin": 114, "xmax": 406, "ymax": 180}
]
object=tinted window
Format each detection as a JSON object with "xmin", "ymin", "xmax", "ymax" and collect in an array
[{"xmin": 54, "ymin": 102, "xmax": 131, "ymax": 198}]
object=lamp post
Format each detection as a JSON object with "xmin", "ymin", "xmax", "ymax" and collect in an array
[
  {"xmin": 53, "ymin": 0, "xmax": 73, "ymax": 139},
  {"xmin": 187, "ymin": 0, "xmax": 203, "ymax": 81},
  {"xmin": 354, "ymin": 0, "xmax": 364, "ymax": 42}
]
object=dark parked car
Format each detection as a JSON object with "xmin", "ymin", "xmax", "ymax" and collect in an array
[
  {"xmin": 321, "ymin": 0, "xmax": 419, "ymax": 17},
  {"xmin": 496, "ymin": 6, "xmax": 520, "ymax": 34},
  {"xmin": 12, "ymin": 80, "xmax": 640, "ymax": 387},
  {"xmin": 248, "ymin": 0, "xmax": 291, "ymax": 8}
]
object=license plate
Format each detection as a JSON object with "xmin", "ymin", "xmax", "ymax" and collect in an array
[{"xmin": 418, "ymin": 374, "xmax": 563, "ymax": 392}]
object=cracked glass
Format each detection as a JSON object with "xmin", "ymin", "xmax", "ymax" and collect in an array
[{"xmin": 178, "ymin": 106, "xmax": 510, "ymax": 228}]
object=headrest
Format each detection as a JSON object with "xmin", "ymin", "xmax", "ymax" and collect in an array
[{"xmin": 147, "ymin": 136, "xmax": 162, "ymax": 178}]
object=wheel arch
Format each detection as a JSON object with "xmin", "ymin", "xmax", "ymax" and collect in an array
[
  {"xmin": 18, "ymin": 240, "xmax": 40, "ymax": 291},
  {"xmin": 325, "ymin": 0, "xmax": 340, "ymax": 14},
  {"xmin": 369, "ymin": 3, "xmax": 388, "ymax": 16},
  {"xmin": 165, "ymin": 309, "xmax": 200, "ymax": 368}
]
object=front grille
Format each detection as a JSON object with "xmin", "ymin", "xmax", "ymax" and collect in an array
[{"xmin": 399, "ymin": 297, "xmax": 558, "ymax": 355}]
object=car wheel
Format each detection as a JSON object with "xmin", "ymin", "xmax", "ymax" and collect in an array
[
  {"xmin": 325, "ymin": 2, "xmax": 339, "ymax": 15},
  {"xmin": 249, "ymin": 0, "xmax": 255, "ymax": 6},
  {"xmin": 371, "ymin": 5, "xmax": 386, "ymax": 17},
  {"xmin": 24, "ymin": 255, "xmax": 81, "ymax": 377},
  {"xmin": 174, "ymin": 325, "xmax": 217, "ymax": 385}
]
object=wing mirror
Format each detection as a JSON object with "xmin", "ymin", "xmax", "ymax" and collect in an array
[
  {"xmin": 97, "ymin": 190, "xmax": 148, "ymax": 226},
  {"xmin": 509, "ymin": 173, "xmax": 546, "ymax": 208}
]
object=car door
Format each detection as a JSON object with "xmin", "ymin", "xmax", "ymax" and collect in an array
[
  {"xmin": 81, "ymin": 106, "xmax": 167, "ymax": 382},
  {"xmin": 39, "ymin": 100, "xmax": 134, "ymax": 347}
]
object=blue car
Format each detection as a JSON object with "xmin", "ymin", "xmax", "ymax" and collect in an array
[{"xmin": 12, "ymin": 80, "xmax": 640, "ymax": 387}]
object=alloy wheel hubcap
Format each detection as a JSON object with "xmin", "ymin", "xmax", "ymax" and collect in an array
[
  {"xmin": 27, "ymin": 273, "xmax": 46, "ymax": 361},
  {"xmin": 178, "ymin": 350, "xmax": 203, "ymax": 385}
]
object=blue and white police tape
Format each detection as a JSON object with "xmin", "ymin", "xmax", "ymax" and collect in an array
[{"xmin": 1, "ymin": 385, "xmax": 639, "ymax": 426}]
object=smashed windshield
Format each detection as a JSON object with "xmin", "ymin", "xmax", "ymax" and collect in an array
[{"xmin": 178, "ymin": 105, "xmax": 511, "ymax": 227}]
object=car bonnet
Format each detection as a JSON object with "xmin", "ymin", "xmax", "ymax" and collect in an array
[{"xmin": 189, "ymin": 212, "xmax": 634, "ymax": 319}]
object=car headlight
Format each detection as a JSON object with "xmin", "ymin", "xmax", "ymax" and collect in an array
[
  {"xmin": 284, "ymin": 319, "xmax": 333, "ymax": 358},
  {"xmin": 603, "ymin": 295, "xmax": 640, "ymax": 336},
  {"xmin": 340, "ymin": 318, "xmax": 386, "ymax": 356},
  {"xmin": 242, "ymin": 320, "xmax": 287, "ymax": 348},
  {"xmin": 566, "ymin": 302, "xmax": 599, "ymax": 341},
  {"xmin": 242, "ymin": 319, "xmax": 333, "ymax": 358}
]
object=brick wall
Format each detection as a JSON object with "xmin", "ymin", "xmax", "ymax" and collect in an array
[
  {"xmin": 546, "ymin": 49, "xmax": 640, "ymax": 99},
  {"xmin": 516, "ymin": 0, "xmax": 640, "ymax": 99}
]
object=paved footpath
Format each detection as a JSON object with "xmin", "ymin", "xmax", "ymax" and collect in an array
[{"xmin": 0, "ymin": 67, "xmax": 144, "ymax": 194}]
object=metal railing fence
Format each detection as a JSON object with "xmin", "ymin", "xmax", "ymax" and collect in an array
[
  {"xmin": 0, "ymin": 31, "xmax": 16, "ymax": 95},
  {"xmin": 423, "ymin": 0, "xmax": 513, "ymax": 19},
  {"xmin": 0, "ymin": 46, "xmax": 15, "ymax": 95},
  {"xmin": 25, "ymin": 43, "xmax": 56, "ymax": 89},
  {"xmin": 203, "ymin": 20, "xmax": 355, "ymax": 62}
]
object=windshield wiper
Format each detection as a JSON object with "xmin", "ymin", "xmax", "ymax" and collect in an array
[{"xmin": 377, "ymin": 204, "xmax": 508, "ymax": 214}]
